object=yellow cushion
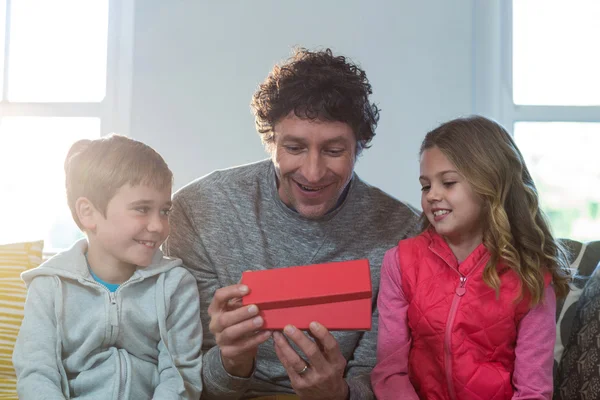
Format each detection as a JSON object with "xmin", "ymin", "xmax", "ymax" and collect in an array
[{"xmin": 0, "ymin": 241, "xmax": 43, "ymax": 399}]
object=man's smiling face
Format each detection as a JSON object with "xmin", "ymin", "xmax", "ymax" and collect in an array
[{"xmin": 271, "ymin": 113, "xmax": 356, "ymax": 219}]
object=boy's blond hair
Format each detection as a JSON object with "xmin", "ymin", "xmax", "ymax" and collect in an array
[{"xmin": 65, "ymin": 134, "xmax": 173, "ymax": 230}]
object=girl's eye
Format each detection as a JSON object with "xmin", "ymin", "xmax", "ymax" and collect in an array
[
  {"xmin": 161, "ymin": 208, "xmax": 172, "ymax": 216},
  {"xmin": 443, "ymin": 182, "xmax": 457, "ymax": 187},
  {"xmin": 420, "ymin": 186, "xmax": 430, "ymax": 192},
  {"xmin": 136, "ymin": 207, "xmax": 150, "ymax": 213}
]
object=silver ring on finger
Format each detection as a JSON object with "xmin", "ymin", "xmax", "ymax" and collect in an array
[{"xmin": 297, "ymin": 364, "xmax": 309, "ymax": 376}]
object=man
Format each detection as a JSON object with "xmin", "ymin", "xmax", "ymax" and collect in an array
[{"xmin": 164, "ymin": 48, "xmax": 420, "ymax": 400}]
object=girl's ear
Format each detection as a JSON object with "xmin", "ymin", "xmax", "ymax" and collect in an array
[{"xmin": 75, "ymin": 197, "xmax": 99, "ymax": 233}]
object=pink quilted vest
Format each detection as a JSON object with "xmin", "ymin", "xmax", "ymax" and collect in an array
[{"xmin": 398, "ymin": 229, "xmax": 537, "ymax": 400}]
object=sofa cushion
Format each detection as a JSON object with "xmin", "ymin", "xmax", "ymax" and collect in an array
[
  {"xmin": 0, "ymin": 241, "xmax": 43, "ymax": 399},
  {"xmin": 554, "ymin": 260, "xmax": 600, "ymax": 399},
  {"xmin": 554, "ymin": 240, "xmax": 600, "ymax": 368}
]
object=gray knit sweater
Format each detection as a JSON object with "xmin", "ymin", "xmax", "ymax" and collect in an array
[{"xmin": 164, "ymin": 159, "xmax": 420, "ymax": 400}]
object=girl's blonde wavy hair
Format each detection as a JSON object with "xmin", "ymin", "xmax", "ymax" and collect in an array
[{"xmin": 420, "ymin": 116, "xmax": 570, "ymax": 305}]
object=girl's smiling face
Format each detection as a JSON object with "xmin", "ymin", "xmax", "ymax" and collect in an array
[{"xmin": 420, "ymin": 146, "xmax": 484, "ymax": 252}]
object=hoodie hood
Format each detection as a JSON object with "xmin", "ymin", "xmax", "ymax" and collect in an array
[{"xmin": 22, "ymin": 238, "xmax": 182, "ymax": 287}]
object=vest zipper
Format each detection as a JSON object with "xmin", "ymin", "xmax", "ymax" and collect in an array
[
  {"xmin": 444, "ymin": 275, "xmax": 466, "ymax": 400},
  {"xmin": 429, "ymin": 246, "xmax": 486, "ymax": 400}
]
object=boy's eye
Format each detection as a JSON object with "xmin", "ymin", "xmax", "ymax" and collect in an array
[
  {"xmin": 420, "ymin": 185, "xmax": 430, "ymax": 192},
  {"xmin": 161, "ymin": 208, "xmax": 172, "ymax": 216},
  {"xmin": 136, "ymin": 206, "xmax": 150, "ymax": 213}
]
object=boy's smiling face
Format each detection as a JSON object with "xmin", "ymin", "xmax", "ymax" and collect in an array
[{"xmin": 86, "ymin": 183, "xmax": 172, "ymax": 273}]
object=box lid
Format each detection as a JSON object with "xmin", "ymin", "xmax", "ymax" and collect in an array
[{"xmin": 241, "ymin": 259, "xmax": 371, "ymax": 310}]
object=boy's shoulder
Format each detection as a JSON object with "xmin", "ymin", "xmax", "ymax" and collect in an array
[{"xmin": 22, "ymin": 240, "xmax": 89, "ymax": 286}]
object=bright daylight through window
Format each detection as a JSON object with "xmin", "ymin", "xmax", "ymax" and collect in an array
[
  {"xmin": 0, "ymin": 0, "xmax": 109, "ymax": 251},
  {"xmin": 512, "ymin": 0, "xmax": 600, "ymax": 242}
]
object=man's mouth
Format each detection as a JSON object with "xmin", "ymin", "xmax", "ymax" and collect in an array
[
  {"xmin": 295, "ymin": 181, "xmax": 329, "ymax": 192},
  {"xmin": 135, "ymin": 240, "xmax": 156, "ymax": 248}
]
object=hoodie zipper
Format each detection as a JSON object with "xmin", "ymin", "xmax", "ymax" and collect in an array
[
  {"xmin": 73, "ymin": 266, "xmax": 169, "ymax": 399},
  {"xmin": 118, "ymin": 350, "xmax": 127, "ymax": 400},
  {"xmin": 107, "ymin": 290, "xmax": 125, "ymax": 399},
  {"xmin": 109, "ymin": 292, "xmax": 119, "ymax": 343},
  {"xmin": 90, "ymin": 282, "xmax": 134, "ymax": 400}
]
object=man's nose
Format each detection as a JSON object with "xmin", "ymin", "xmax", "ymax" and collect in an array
[{"xmin": 301, "ymin": 150, "xmax": 326, "ymax": 183}]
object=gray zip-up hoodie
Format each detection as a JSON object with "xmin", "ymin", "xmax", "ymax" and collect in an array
[{"xmin": 12, "ymin": 239, "xmax": 203, "ymax": 399}]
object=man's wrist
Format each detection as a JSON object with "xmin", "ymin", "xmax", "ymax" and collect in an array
[
  {"xmin": 220, "ymin": 353, "xmax": 255, "ymax": 378},
  {"xmin": 338, "ymin": 379, "xmax": 350, "ymax": 400}
]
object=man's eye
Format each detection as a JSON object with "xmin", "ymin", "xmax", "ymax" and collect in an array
[
  {"xmin": 284, "ymin": 145, "xmax": 303, "ymax": 153},
  {"xmin": 325, "ymin": 149, "xmax": 344, "ymax": 156}
]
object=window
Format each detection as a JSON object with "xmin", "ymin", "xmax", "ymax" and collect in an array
[
  {"xmin": 475, "ymin": 0, "xmax": 600, "ymax": 242},
  {"xmin": 0, "ymin": 0, "xmax": 134, "ymax": 252}
]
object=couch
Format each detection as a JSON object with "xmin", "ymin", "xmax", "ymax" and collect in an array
[
  {"xmin": 554, "ymin": 239, "xmax": 600, "ymax": 400},
  {"xmin": 0, "ymin": 239, "xmax": 599, "ymax": 399}
]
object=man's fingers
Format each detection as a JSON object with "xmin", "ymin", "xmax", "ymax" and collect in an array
[
  {"xmin": 273, "ymin": 331, "xmax": 310, "ymax": 380},
  {"xmin": 217, "ymin": 311, "xmax": 268, "ymax": 343},
  {"xmin": 226, "ymin": 297, "xmax": 244, "ymax": 309},
  {"xmin": 221, "ymin": 330, "xmax": 272, "ymax": 360},
  {"xmin": 208, "ymin": 284, "xmax": 249, "ymax": 317},
  {"xmin": 282, "ymin": 324, "xmax": 327, "ymax": 370},
  {"xmin": 209, "ymin": 303, "xmax": 260, "ymax": 335},
  {"xmin": 308, "ymin": 321, "xmax": 344, "ymax": 363}
]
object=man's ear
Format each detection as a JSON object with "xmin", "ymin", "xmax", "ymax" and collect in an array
[{"xmin": 75, "ymin": 197, "xmax": 99, "ymax": 232}]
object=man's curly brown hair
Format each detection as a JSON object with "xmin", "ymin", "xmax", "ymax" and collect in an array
[{"xmin": 251, "ymin": 48, "xmax": 380, "ymax": 154}]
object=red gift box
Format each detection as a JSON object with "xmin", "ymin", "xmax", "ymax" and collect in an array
[{"xmin": 241, "ymin": 259, "xmax": 372, "ymax": 331}]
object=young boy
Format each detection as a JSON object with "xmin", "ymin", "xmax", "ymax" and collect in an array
[{"xmin": 12, "ymin": 135, "xmax": 203, "ymax": 399}]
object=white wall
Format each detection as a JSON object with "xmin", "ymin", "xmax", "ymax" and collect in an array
[{"xmin": 130, "ymin": 0, "xmax": 475, "ymax": 208}]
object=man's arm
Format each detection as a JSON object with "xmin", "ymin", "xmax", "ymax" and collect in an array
[
  {"xmin": 13, "ymin": 277, "xmax": 68, "ymax": 399},
  {"xmin": 342, "ymin": 310, "xmax": 378, "ymax": 399}
]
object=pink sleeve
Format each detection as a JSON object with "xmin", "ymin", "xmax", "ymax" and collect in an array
[
  {"xmin": 371, "ymin": 247, "xmax": 419, "ymax": 400},
  {"xmin": 512, "ymin": 285, "xmax": 557, "ymax": 400}
]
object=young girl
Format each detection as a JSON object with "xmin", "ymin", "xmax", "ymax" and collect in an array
[{"xmin": 372, "ymin": 116, "xmax": 570, "ymax": 400}]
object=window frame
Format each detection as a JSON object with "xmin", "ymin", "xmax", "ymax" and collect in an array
[
  {"xmin": 0, "ymin": 0, "xmax": 135, "ymax": 136},
  {"xmin": 0, "ymin": 0, "xmax": 135, "ymax": 255},
  {"xmin": 472, "ymin": 0, "xmax": 600, "ymax": 242},
  {"xmin": 473, "ymin": 0, "xmax": 600, "ymax": 130}
]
